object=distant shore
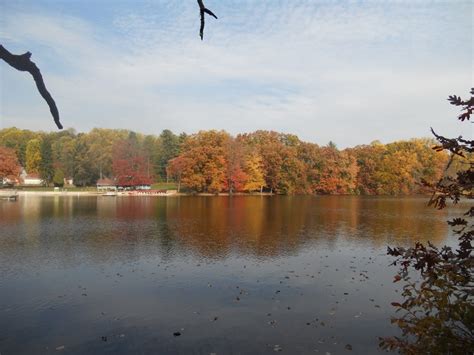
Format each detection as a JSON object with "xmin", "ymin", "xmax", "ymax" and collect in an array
[
  {"xmin": 10, "ymin": 190, "xmax": 275, "ymax": 197},
  {"xmin": 0, "ymin": 190, "xmax": 437, "ymax": 198},
  {"xmin": 16, "ymin": 190, "xmax": 102, "ymax": 196}
]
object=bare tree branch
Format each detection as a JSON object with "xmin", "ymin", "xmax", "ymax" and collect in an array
[
  {"xmin": 2, "ymin": 2, "xmax": 218, "ymax": 129},
  {"xmin": 0, "ymin": 44, "xmax": 62, "ymax": 129},
  {"xmin": 197, "ymin": 0, "xmax": 217, "ymax": 40}
]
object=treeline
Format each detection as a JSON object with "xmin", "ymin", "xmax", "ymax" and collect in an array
[
  {"xmin": 0, "ymin": 127, "xmax": 183, "ymax": 187},
  {"xmin": 0, "ymin": 127, "xmax": 454, "ymax": 195}
]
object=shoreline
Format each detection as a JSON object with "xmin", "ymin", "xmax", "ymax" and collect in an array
[
  {"xmin": 13, "ymin": 191, "xmax": 275, "ymax": 197},
  {"xmin": 2, "ymin": 190, "xmax": 435, "ymax": 198}
]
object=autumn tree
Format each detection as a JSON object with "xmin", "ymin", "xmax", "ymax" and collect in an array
[
  {"xmin": 84, "ymin": 128, "xmax": 128, "ymax": 180},
  {"xmin": 278, "ymin": 148, "xmax": 306, "ymax": 194},
  {"xmin": 240, "ymin": 131, "xmax": 284, "ymax": 193},
  {"xmin": 39, "ymin": 135, "xmax": 54, "ymax": 185},
  {"xmin": 242, "ymin": 152, "xmax": 265, "ymax": 193},
  {"xmin": 225, "ymin": 138, "xmax": 248, "ymax": 193},
  {"xmin": 0, "ymin": 146, "xmax": 21, "ymax": 186},
  {"xmin": 0, "ymin": 127, "xmax": 37, "ymax": 166},
  {"xmin": 348, "ymin": 142, "xmax": 386, "ymax": 195},
  {"xmin": 112, "ymin": 133, "xmax": 153, "ymax": 187},
  {"xmin": 308, "ymin": 145, "xmax": 358, "ymax": 195},
  {"xmin": 167, "ymin": 156, "xmax": 189, "ymax": 192},
  {"xmin": 349, "ymin": 139, "xmax": 448, "ymax": 195},
  {"xmin": 142, "ymin": 135, "xmax": 157, "ymax": 180},
  {"xmin": 296, "ymin": 141, "xmax": 321, "ymax": 194},
  {"xmin": 178, "ymin": 130, "xmax": 230, "ymax": 193},
  {"xmin": 412, "ymin": 138, "xmax": 449, "ymax": 190},
  {"xmin": 25, "ymin": 138, "xmax": 42, "ymax": 174},
  {"xmin": 53, "ymin": 168, "xmax": 65, "ymax": 187},
  {"xmin": 240, "ymin": 131, "xmax": 311, "ymax": 194}
]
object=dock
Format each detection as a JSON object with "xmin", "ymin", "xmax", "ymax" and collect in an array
[{"xmin": 0, "ymin": 190, "xmax": 18, "ymax": 201}]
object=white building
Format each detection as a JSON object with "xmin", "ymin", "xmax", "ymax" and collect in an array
[{"xmin": 22, "ymin": 173, "xmax": 44, "ymax": 186}]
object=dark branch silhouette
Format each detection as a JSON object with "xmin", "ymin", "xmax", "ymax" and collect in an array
[
  {"xmin": 0, "ymin": 44, "xmax": 62, "ymax": 129},
  {"xmin": 1, "ymin": 2, "xmax": 217, "ymax": 129},
  {"xmin": 197, "ymin": 0, "xmax": 217, "ymax": 40},
  {"xmin": 448, "ymin": 88, "xmax": 474, "ymax": 122},
  {"xmin": 380, "ymin": 89, "xmax": 474, "ymax": 353}
]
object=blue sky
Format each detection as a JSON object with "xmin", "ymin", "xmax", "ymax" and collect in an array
[{"xmin": 0, "ymin": 0, "xmax": 472, "ymax": 147}]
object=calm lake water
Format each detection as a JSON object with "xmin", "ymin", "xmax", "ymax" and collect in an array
[{"xmin": 0, "ymin": 195, "xmax": 464, "ymax": 354}]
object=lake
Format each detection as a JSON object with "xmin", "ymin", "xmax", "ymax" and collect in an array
[{"xmin": 0, "ymin": 195, "xmax": 464, "ymax": 354}]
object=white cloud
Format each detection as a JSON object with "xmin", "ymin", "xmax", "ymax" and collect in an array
[{"xmin": 0, "ymin": 1, "xmax": 471, "ymax": 147}]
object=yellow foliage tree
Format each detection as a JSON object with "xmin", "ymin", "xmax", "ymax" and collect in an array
[
  {"xmin": 25, "ymin": 138, "xmax": 42, "ymax": 174},
  {"xmin": 243, "ymin": 153, "xmax": 265, "ymax": 192}
]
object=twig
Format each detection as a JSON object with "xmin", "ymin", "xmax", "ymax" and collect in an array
[
  {"xmin": 0, "ymin": 44, "xmax": 62, "ymax": 129},
  {"xmin": 197, "ymin": 0, "xmax": 217, "ymax": 40}
]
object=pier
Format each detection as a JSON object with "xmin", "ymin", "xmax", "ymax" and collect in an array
[{"xmin": 0, "ymin": 190, "xmax": 18, "ymax": 201}]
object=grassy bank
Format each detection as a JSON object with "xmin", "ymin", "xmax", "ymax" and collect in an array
[
  {"xmin": 8, "ymin": 183, "xmax": 178, "ymax": 192},
  {"xmin": 150, "ymin": 182, "xmax": 178, "ymax": 190},
  {"xmin": 13, "ymin": 186, "xmax": 96, "ymax": 192}
]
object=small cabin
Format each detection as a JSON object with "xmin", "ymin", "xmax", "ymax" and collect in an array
[
  {"xmin": 96, "ymin": 178, "xmax": 117, "ymax": 192},
  {"xmin": 64, "ymin": 177, "xmax": 74, "ymax": 186},
  {"xmin": 22, "ymin": 173, "xmax": 43, "ymax": 186}
]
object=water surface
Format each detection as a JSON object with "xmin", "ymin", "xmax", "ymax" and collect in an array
[{"xmin": 0, "ymin": 196, "xmax": 463, "ymax": 354}]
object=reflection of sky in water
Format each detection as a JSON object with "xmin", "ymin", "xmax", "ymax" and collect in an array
[{"xmin": 0, "ymin": 196, "xmax": 465, "ymax": 354}]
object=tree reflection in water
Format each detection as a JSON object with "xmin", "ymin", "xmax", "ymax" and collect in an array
[{"xmin": 0, "ymin": 195, "xmax": 462, "ymax": 354}]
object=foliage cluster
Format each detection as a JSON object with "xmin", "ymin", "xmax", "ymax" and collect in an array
[
  {"xmin": 0, "ymin": 127, "xmax": 451, "ymax": 193},
  {"xmin": 380, "ymin": 89, "xmax": 473, "ymax": 354},
  {"xmin": 0, "ymin": 146, "xmax": 21, "ymax": 185},
  {"xmin": 112, "ymin": 132, "xmax": 153, "ymax": 187},
  {"xmin": 170, "ymin": 130, "xmax": 449, "ymax": 194},
  {"xmin": 0, "ymin": 128, "xmax": 183, "ymax": 186}
]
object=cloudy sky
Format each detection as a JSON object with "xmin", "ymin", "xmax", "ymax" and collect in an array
[{"xmin": 0, "ymin": 0, "xmax": 471, "ymax": 147}]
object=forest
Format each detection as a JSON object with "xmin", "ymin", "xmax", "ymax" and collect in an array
[{"xmin": 0, "ymin": 127, "xmax": 457, "ymax": 195}]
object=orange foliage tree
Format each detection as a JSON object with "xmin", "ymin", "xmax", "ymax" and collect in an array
[
  {"xmin": 0, "ymin": 146, "xmax": 21, "ymax": 185},
  {"xmin": 242, "ymin": 152, "xmax": 265, "ymax": 193},
  {"xmin": 178, "ymin": 130, "xmax": 230, "ymax": 193},
  {"xmin": 225, "ymin": 138, "xmax": 248, "ymax": 193},
  {"xmin": 308, "ymin": 145, "xmax": 358, "ymax": 194}
]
